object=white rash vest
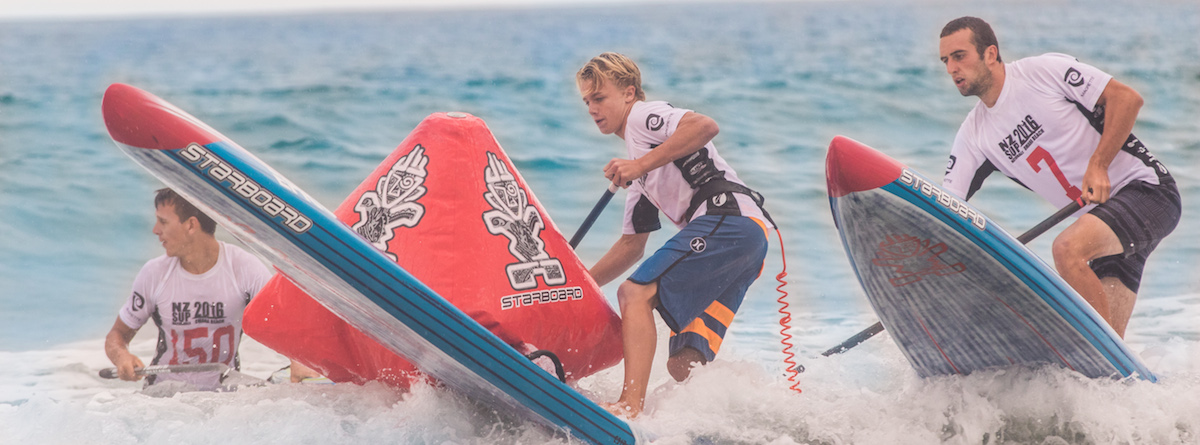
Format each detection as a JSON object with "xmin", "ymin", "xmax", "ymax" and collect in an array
[
  {"xmin": 621, "ymin": 100, "xmax": 771, "ymax": 234},
  {"xmin": 119, "ymin": 241, "xmax": 270, "ymax": 387},
  {"xmin": 943, "ymin": 53, "xmax": 1169, "ymax": 209}
]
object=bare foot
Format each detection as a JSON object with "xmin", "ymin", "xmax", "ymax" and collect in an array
[
  {"xmin": 600, "ymin": 400, "xmax": 642, "ymax": 418},
  {"xmin": 288, "ymin": 360, "xmax": 323, "ymax": 383}
]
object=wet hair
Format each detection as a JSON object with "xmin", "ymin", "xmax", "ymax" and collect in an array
[
  {"xmin": 576, "ymin": 52, "xmax": 646, "ymax": 101},
  {"xmin": 154, "ymin": 188, "xmax": 216, "ymax": 234},
  {"xmin": 941, "ymin": 16, "xmax": 1002, "ymax": 63}
]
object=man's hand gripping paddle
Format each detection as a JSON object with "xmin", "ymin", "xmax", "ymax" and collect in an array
[{"xmin": 819, "ymin": 199, "xmax": 1084, "ymax": 358}]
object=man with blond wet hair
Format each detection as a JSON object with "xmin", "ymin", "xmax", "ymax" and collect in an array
[{"xmin": 577, "ymin": 52, "xmax": 774, "ymax": 417}]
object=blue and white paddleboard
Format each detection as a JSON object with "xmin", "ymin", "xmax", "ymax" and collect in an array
[
  {"xmin": 102, "ymin": 83, "xmax": 643, "ymax": 444},
  {"xmin": 825, "ymin": 136, "xmax": 1155, "ymax": 381}
]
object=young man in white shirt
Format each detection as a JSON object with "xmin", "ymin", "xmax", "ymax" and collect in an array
[
  {"xmin": 577, "ymin": 52, "xmax": 773, "ymax": 417},
  {"xmin": 939, "ymin": 17, "xmax": 1180, "ymax": 338},
  {"xmin": 104, "ymin": 188, "xmax": 271, "ymax": 390}
]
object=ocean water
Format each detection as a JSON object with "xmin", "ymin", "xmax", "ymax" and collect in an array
[{"xmin": 2, "ymin": 0, "xmax": 1199, "ymax": 443}]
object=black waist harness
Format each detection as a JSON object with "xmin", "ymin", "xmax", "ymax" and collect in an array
[{"xmin": 683, "ymin": 179, "xmax": 775, "ymax": 226}]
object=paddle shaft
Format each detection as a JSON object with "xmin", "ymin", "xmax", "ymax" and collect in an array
[
  {"xmin": 568, "ymin": 183, "xmax": 620, "ymax": 249},
  {"xmin": 99, "ymin": 363, "xmax": 230, "ymax": 379},
  {"xmin": 821, "ymin": 199, "xmax": 1083, "ymax": 357}
]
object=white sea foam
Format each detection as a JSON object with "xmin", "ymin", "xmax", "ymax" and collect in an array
[
  {"xmin": 2, "ymin": 1, "xmax": 1198, "ymax": 443},
  {"xmin": 3, "ymin": 294, "xmax": 1198, "ymax": 444}
]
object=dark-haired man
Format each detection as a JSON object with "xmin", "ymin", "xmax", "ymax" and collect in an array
[
  {"xmin": 938, "ymin": 17, "xmax": 1180, "ymax": 337},
  {"xmin": 104, "ymin": 188, "xmax": 271, "ymax": 390}
]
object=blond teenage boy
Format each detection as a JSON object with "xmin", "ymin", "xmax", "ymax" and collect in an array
[{"xmin": 577, "ymin": 52, "xmax": 773, "ymax": 417}]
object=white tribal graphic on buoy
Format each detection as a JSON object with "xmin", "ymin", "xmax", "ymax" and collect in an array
[
  {"xmin": 352, "ymin": 145, "xmax": 429, "ymax": 261},
  {"xmin": 480, "ymin": 151, "xmax": 566, "ymax": 290}
]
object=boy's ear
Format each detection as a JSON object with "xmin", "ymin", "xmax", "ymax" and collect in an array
[
  {"xmin": 624, "ymin": 84, "xmax": 637, "ymax": 102},
  {"xmin": 184, "ymin": 216, "xmax": 199, "ymax": 233}
]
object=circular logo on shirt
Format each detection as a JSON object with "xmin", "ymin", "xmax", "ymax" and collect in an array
[
  {"xmin": 711, "ymin": 193, "xmax": 727, "ymax": 207},
  {"xmin": 131, "ymin": 292, "xmax": 145, "ymax": 311},
  {"xmin": 646, "ymin": 114, "xmax": 664, "ymax": 131},
  {"xmin": 689, "ymin": 237, "xmax": 707, "ymax": 253},
  {"xmin": 1063, "ymin": 68, "xmax": 1084, "ymax": 87}
]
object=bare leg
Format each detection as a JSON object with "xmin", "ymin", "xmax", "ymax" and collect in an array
[
  {"xmin": 605, "ymin": 280, "xmax": 659, "ymax": 418},
  {"xmin": 667, "ymin": 347, "xmax": 707, "ymax": 382},
  {"xmin": 1101, "ymin": 277, "xmax": 1138, "ymax": 338},
  {"xmin": 1051, "ymin": 214, "xmax": 1129, "ymax": 335}
]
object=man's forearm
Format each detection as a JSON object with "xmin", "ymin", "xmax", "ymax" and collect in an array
[
  {"xmin": 1092, "ymin": 80, "xmax": 1143, "ymax": 168},
  {"xmin": 104, "ymin": 318, "xmax": 137, "ymax": 364},
  {"xmin": 105, "ymin": 331, "xmax": 131, "ymax": 364}
]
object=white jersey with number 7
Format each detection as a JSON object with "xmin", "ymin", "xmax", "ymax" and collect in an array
[{"xmin": 943, "ymin": 53, "xmax": 1166, "ymax": 208}]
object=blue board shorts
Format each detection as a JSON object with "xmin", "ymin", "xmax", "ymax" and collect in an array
[
  {"xmin": 1088, "ymin": 179, "xmax": 1181, "ymax": 293},
  {"xmin": 628, "ymin": 215, "xmax": 768, "ymax": 362}
]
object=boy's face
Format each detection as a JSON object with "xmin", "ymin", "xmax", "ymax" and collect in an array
[
  {"xmin": 579, "ymin": 78, "xmax": 636, "ymax": 138},
  {"xmin": 152, "ymin": 203, "xmax": 193, "ymax": 258}
]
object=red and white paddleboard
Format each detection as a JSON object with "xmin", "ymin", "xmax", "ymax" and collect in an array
[{"xmin": 104, "ymin": 83, "xmax": 641, "ymax": 444}]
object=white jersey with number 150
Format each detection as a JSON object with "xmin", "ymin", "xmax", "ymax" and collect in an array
[{"xmin": 119, "ymin": 241, "xmax": 269, "ymax": 386}]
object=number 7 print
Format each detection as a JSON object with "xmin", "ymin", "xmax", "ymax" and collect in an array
[{"xmin": 1026, "ymin": 146, "xmax": 1083, "ymax": 203}]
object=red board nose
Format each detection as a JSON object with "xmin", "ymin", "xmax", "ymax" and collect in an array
[
  {"xmin": 825, "ymin": 136, "xmax": 906, "ymax": 198},
  {"xmin": 102, "ymin": 83, "xmax": 220, "ymax": 150}
]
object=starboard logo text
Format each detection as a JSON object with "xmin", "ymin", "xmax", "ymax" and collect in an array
[
  {"xmin": 179, "ymin": 143, "xmax": 313, "ymax": 234},
  {"xmin": 500, "ymin": 286, "xmax": 584, "ymax": 310},
  {"xmin": 899, "ymin": 169, "xmax": 986, "ymax": 231}
]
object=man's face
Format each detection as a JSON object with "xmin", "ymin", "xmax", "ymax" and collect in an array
[
  {"xmin": 580, "ymin": 79, "xmax": 634, "ymax": 137},
  {"xmin": 152, "ymin": 203, "xmax": 192, "ymax": 258},
  {"xmin": 939, "ymin": 29, "xmax": 993, "ymax": 97}
]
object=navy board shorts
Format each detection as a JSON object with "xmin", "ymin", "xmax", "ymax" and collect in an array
[
  {"xmin": 628, "ymin": 214, "xmax": 769, "ymax": 362},
  {"xmin": 1088, "ymin": 179, "xmax": 1181, "ymax": 292}
]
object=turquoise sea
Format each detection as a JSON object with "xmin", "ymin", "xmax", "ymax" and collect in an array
[{"xmin": 2, "ymin": 1, "xmax": 1199, "ymax": 443}]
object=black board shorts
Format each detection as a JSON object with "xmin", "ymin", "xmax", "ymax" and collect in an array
[{"xmin": 1088, "ymin": 179, "xmax": 1181, "ymax": 292}]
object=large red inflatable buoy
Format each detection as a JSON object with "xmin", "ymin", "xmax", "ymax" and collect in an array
[{"xmin": 243, "ymin": 112, "xmax": 623, "ymax": 388}]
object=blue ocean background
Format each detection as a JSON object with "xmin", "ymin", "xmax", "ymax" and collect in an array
[{"xmin": 2, "ymin": 1, "xmax": 1199, "ymax": 443}]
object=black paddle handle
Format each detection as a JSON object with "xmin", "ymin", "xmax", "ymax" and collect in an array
[
  {"xmin": 568, "ymin": 183, "xmax": 620, "ymax": 249},
  {"xmin": 99, "ymin": 363, "xmax": 230, "ymax": 379},
  {"xmin": 1016, "ymin": 199, "xmax": 1083, "ymax": 244},
  {"xmin": 821, "ymin": 322, "xmax": 885, "ymax": 357}
]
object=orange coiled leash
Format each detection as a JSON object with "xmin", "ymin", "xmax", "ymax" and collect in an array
[{"xmin": 773, "ymin": 228, "xmax": 801, "ymax": 394}]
